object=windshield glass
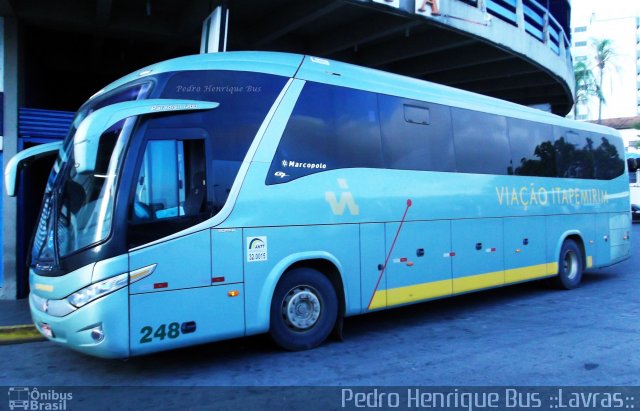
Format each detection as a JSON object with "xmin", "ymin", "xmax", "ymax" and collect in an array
[
  {"xmin": 32, "ymin": 83, "xmax": 151, "ymax": 267},
  {"xmin": 59, "ymin": 118, "xmax": 135, "ymax": 255}
]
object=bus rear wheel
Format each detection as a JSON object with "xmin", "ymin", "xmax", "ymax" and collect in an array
[
  {"xmin": 269, "ymin": 268, "xmax": 337, "ymax": 351},
  {"xmin": 550, "ymin": 239, "xmax": 583, "ymax": 290}
]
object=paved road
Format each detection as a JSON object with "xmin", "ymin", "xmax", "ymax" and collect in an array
[{"xmin": 1, "ymin": 226, "xmax": 639, "ymax": 388}]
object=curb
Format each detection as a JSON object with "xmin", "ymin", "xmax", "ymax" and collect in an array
[{"xmin": 0, "ymin": 324, "xmax": 45, "ymax": 345}]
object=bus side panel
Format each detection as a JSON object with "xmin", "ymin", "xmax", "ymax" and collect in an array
[
  {"xmin": 129, "ymin": 231, "xmax": 211, "ymax": 293},
  {"xmin": 608, "ymin": 212, "xmax": 632, "ymax": 263},
  {"xmin": 503, "ymin": 216, "xmax": 550, "ymax": 283},
  {"xmin": 451, "ymin": 218, "xmax": 504, "ymax": 293},
  {"xmin": 129, "ymin": 285, "xmax": 245, "ymax": 356},
  {"xmin": 545, "ymin": 214, "xmax": 596, "ymax": 271},
  {"xmin": 595, "ymin": 213, "xmax": 611, "ymax": 267},
  {"xmin": 212, "ymin": 228, "xmax": 244, "ymax": 284},
  {"xmin": 129, "ymin": 230, "xmax": 246, "ymax": 355},
  {"xmin": 384, "ymin": 220, "xmax": 452, "ymax": 308},
  {"xmin": 360, "ymin": 223, "xmax": 386, "ymax": 312},
  {"xmin": 243, "ymin": 224, "xmax": 360, "ymax": 336}
]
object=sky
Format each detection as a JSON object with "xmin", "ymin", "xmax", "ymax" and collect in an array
[{"xmin": 571, "ymin": 0, "xmax": 640, "ymax": 25}]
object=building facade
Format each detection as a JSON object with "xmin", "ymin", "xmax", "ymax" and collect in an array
[{"xmin": 571, "ymin": 4, "xmax": 640, "ymax": 121}]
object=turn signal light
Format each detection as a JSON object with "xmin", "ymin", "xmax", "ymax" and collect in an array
[{"xmin": 228, "ymin": 290, "xmax": 240, "ymax": 297}]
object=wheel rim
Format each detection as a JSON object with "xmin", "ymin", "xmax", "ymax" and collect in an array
[
  {"xmin": 282, "ymin": 285, "xmax": 322, "ymax": 331},
  {"xmin": 563, "ymin": 250, "xmax": 579, "ymax": 280}
]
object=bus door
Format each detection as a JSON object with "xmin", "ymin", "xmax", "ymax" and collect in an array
[
  {"xmin": 127, "ymin": 135, "xmax": 244, "ymax": 355},
  {"xmin": 384, "ymin": 220, "xmax": 452, "ymax": 307}
]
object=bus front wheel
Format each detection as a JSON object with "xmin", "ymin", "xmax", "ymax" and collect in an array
[
  {"xmin": 269, "ymin": 268, "xmax": 338, "ymax": 351},
  {"xmin": 550, "ymin": 239, "xmax": 583, "ymax": 290}
]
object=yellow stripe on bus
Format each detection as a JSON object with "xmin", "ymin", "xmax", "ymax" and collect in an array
[
  {"xmin": 366, "ymin": 258, "xmax": 591, "ymax": 310},
  {"xmin": 453, "ymin": 271, "xmax": 503, "ymax": 293},
  {"xmin": 368, "ymin": 291, "xmax": 387, "ymax": 310},
  {"xmin": 504, "ymin": 263, "xmax": 550, "ymax": 283},
  {"xmin": 387, "ymin": 279, "xmax": 452, "ymax": 306}
]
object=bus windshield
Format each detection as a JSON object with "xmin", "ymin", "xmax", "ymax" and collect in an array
[
  {"xmin": 31, "ymin": 83, "xmax": 151, "ymax": 270},
  {"xmin": 31, "ymin": 69, "xmax": 289, "ymax": 274}
]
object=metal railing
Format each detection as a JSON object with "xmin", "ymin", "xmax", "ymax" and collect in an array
[
  {"xmin": 484, "ymin": 0, "xmax": 569, "ymax": 57},
  {"xmin": 369, "ymin": 0, "xmax": 574, "ymax": 73},
  {"xmin": 419, "ymin": 0, "xmax": 573, "ymax": 69}
]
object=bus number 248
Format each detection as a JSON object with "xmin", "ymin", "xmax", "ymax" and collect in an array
[{"xmin": 139, "ymin": 323, "xmax": 181, "ymax": 343}]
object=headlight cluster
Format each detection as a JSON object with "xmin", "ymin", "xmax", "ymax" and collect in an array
[{"xmin": 67, "ymin": 273, "xmax": 128, "ymax": 308}]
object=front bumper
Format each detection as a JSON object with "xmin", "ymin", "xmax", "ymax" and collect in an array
[{"xmin": 30, "ymin": 286, "xmax": 130, "ymax": 359}]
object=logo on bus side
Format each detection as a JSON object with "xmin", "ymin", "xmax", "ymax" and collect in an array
[
  {"xmin": 495, "ymin": 184, "xmax": 611, "ymax": 211},
  {"xmin": 150, "ymin": 104, "xmax": 198, "ymax": 111},
  {"xmin": 247, "ymin": 236, "xmax": 268, "ymax": 262},
  {"xmin": 325, "ymin": 178, "xmax": 360, "ymax": 216},
  {"xmin": 281, "ymin": 159, "xmax": 327, "ymax": 170}
]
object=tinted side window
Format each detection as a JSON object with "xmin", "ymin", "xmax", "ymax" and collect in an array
[
  {"xmin": 161, "ymin": 70, "xmax": 286, "ymax": 161},
  {"xmin": 129, "ymin": 139, "xmax": 207, "ymax": 247},
  {"xmin": 160, "ymin": 70, "xmax": 287, "ymax": 203},
  {"xmin": 452, "ymin": 108, "xmax": 510, "ymax": 175},
  {"xmin": 267, "ymin": 82, "xmax": 382, "ymax": 184},
  {"xmin": 554, "ymin": 128, "xmax": 594, "ymax": 179},
  {"xmin": 508, "ymin": 118, "xmax": 556, "ymax": 177},
  {"xmin": 593, "ymin": 133, "xmax": 625, "ymax": 179},
  {"xmin": 379, "ymin": 95, "xmax": 455, "ymax": 172}
]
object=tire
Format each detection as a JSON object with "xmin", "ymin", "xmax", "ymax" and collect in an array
[
  {"xmin": 269, "ymin": 268, "xmax": 338, "ymax": 351},
  {"xmin": 550, "ymin": 239, "xmax": 583, "ymax": 290}
]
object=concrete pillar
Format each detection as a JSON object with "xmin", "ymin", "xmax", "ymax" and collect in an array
[
  {"xmin": 515, "ymin": 0, "xmax": 525, "ymax": 30},
  {"xmin": 1, "ymin": 17, "xmax": 21, "ymax": 300},
  {"xmin": 543, "ymin": 10, "xmax": 550, "ymax": 45},
  {"xmin": 478, "ymin": 0, "xmax": 487, "ymax": 13}
]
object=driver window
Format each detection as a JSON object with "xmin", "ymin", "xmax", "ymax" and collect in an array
[{"xmin": 131, "ymin": 139, "xmax": 207, "ymax": 223}]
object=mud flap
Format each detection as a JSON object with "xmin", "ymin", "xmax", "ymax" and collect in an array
[{"xmin": 332, "ymin": 314, "xmax": 344, "ymax": 342}]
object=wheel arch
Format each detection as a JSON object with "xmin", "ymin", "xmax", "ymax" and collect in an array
[
  {"xmin": 249, "ymin": 251, "xmax": 347, "ymax": 335},
  {"xmin": 553, "ymin": 230, "xmax": 587, "ymax": 272}
]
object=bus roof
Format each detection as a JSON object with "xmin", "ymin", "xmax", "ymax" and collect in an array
[
  {"xmin": 91, "ymin": 51, "xmax": 304, "ymax": 100},
  {"xmin": 95, "ymin": 51, "xmax": 616, "ymax": 137}
]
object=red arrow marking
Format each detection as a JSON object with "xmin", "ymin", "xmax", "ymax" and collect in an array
[{"xmin": 367, "ymin": 199, "xmax": 413, "ymax": 310}]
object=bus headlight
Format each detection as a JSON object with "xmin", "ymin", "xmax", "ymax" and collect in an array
[{"xmin": 67, "ymin": 273, "xmax": 128, "ymax": 308}]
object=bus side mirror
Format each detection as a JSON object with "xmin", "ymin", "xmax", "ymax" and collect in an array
[
  {"xmin": 4, "ymin": 141, "xmax": 63, "ymax": 197},
  {"xmin": 73, "ymin": 99, "xmax": 219, "ymax": 173},
  {"xmin": 627, "ymin": 158, "xmax": 638, "ymax": 172}
]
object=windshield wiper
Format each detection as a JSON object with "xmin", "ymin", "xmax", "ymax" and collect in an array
[{"xmin": 32, "ymin": 190, "xmax": 63, "ymax": 276}]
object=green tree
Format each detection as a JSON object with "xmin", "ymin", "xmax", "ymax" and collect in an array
[
  {"xmin": 573, "ymin": 60, "xmax": 602, "ymax": 119},
  {"xmin": 592, "ymin": 38, "xmax": 617, "ymax": 123},
  {"xmin": 632, "ymin": 123, "xmax": 640, "ymax": 150}
]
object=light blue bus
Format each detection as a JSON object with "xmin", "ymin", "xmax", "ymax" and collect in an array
[{"xmin": 5, "ymin": 52, "xmax": 630, "ymax": 358}]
